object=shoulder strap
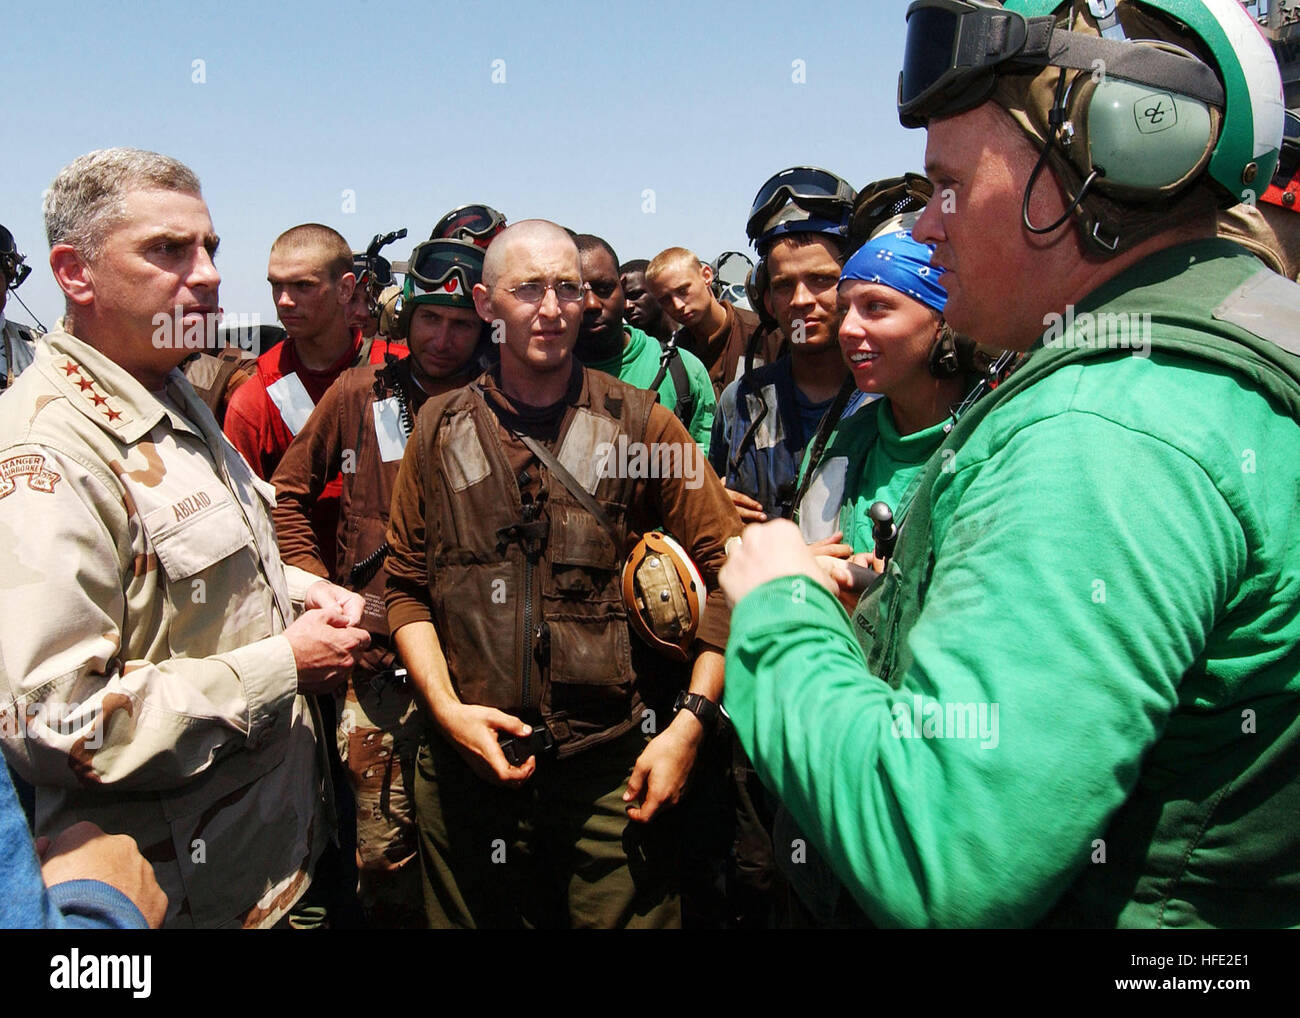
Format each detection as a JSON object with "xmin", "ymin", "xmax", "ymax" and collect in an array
[
  {"xmin": 667, "ymin": 350, "xmax": 694, "ymax": 427},
  {"xmin": 468, "ymin": 381, "xmax": 620, "ymax": 544},
  {"xmin": 648, "ymin": 333, "xmax": 679, "ymax": 395}
]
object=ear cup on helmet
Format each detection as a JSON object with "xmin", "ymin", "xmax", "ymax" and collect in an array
[
  {"xmin": 1076, "ymin": 73, "xmax": 1216, "ymax": 195},
  {"xmin": 382, "ymin": 285, "xmax": 407, "ymax": 340},
  {"xmin": 928, "ymin": 329, "xmax": 961, "ymax": 379},
  {"xmin": 745, "ymin": 256, "xmax": 780, "ymax": 336}
]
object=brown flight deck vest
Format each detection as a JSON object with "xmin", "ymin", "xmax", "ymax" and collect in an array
[
  {"xmin": 413, "ymin": 370, "xmax": 655, "ymax": 757},
  {"xmin": 332, "ymin": 363, "xmax": 419, "ymax": 636}
]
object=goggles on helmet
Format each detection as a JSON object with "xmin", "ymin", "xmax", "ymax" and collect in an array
[
  {"xmin": 745, "ymin": 167, "xmax": 856, "ymax": 246},
  {"xmin": 430, "ymin": 204, "xmax": 506, "ymax": 248},
  {"xmin": 405, "ymin": 238, "xmax": 484, "ymax": 304},
  {"xmin": 354, "ymin": 251, "xmax": 395, "ymax": 291},
  {"xmin": 897, "ymin": 0, "xmax": 1223, "ymax": 129}
]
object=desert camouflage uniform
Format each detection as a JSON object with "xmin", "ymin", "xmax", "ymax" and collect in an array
[{"xmin": 0, "ymin": 328, "xmax": 332, "ymax": 928}]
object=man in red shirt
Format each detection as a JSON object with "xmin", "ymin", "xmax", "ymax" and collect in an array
[{"xmin": 225, "ymin": 224, "xmax": 374, "ymax": 570}]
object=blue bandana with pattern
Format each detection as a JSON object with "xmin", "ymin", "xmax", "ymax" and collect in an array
[{"xmin": 840, "ymin": 229, "xmax": 946, "ymax": 313}]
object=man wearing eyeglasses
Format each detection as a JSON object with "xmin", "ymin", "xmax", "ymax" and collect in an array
[
  {"xmin": 384, "ymin": 220, "xmax": 742, "ymax": 929},
  {"xmin": 270, "ymin": 235, "xmax": 487, "ymax": 928},
  {"xmin": 573, "ymin": 233, "xmax": 715, "ymax": 446}
]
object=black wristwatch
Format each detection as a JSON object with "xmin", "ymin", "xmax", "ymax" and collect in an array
[{"xmin": 673, "ymin": 691, "xmax": 722, "ymax": 732}]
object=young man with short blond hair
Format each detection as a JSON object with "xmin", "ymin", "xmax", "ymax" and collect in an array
[{"xmin": 647, "ymin": 246, "xmax": 781, "ymax": 398}]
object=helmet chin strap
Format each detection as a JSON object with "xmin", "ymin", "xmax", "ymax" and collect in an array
[{"xmin": 1021, "ymin": 68, "xmax": 1104, "ymax": 238}]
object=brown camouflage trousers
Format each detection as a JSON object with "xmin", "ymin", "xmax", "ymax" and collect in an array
[{"xmin": 336, "ymin": 667, "xmax": 427, "ymax": 928}]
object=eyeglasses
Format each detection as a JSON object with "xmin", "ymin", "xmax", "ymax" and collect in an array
[{"xmin": 505, "ymin": 280, "xmax": 585, "ymax": 304}]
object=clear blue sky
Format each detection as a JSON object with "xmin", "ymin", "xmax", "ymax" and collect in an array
[{"xmin": 1, "ymin": 0, "xmax": 925, "ymax": 329}]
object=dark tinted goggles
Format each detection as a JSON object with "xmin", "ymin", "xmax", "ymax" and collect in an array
[
  {"xmin": 746, "ymin": 167, "xmax": 856, "ymax": 242},
  {"xmin": 407, "ymin": 239, "xmax": 484, "ymax": 294},
  {"xmin": 898, "ymin": 0, "xmax": 1032, "ymax": 129},
  {"xmin": 353, "ymin": 253, "xmax": 394, "ymax": 291},
  {"xmin": 430, "ymin": 204, "xmax": 506, "ymax": 246},
  {"xmin": 898, "ymin": 0, "xmax": 1224, "ymax": 129}
]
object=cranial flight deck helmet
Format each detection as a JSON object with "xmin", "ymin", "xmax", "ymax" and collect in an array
[
  {"xmin": 744, "ymin": 167, "xmax": 858, "ymax": 333},
  {"xmin": 897, "ymin": 0, "xmax": 1285, "ymax": 252},
  {"xmin": 621, "ymin": 531, "xmax": 705, "ymax": 662},
  {"xmin": 390, "ymin": 238, "xmax": 484, "ymax": 340}
]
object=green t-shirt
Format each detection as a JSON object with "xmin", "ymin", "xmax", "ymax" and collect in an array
[
  {"xmin": 588, "ymin": 327, "xmax": 716, "ymax": 445},
  {"xmin": 797, "ymin": 398, "xmax": 948, "ymax": 552}
]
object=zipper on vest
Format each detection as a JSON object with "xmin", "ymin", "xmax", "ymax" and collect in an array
[{"xmin": 520, "ymin": 494, "xmax": 540, "ymax": 710}]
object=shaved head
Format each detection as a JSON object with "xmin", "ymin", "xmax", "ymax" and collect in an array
[{"xmin": 482, "ymin": 219, "xmax": 578, "ymax": 290}]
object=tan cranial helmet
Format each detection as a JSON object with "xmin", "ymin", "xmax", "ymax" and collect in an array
[
  {"xmin": 376, "ymin": 285, "xmax": 403, "ymax": 339},
  {"xmin": 622, "ymin": 531, "xmax": 705, "ymax": 662}
]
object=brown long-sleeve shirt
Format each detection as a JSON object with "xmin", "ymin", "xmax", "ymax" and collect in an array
[
  {"xmin": 677, "ymin": 300, "xmax": 785, "ymax": 400},
  {"xmin": 271, "ymin": 358, "xmax": 458, "ymax": 635}
]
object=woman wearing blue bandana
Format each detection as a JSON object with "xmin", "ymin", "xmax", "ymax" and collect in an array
[{"xmin": 795, "ymin": 229, "xmax": 972, "ymax": 559}]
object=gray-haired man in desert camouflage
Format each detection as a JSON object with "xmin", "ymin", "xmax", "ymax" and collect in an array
[{"xmin": 0, "ymin": 147, "xmax": 369, "ymax": 928}]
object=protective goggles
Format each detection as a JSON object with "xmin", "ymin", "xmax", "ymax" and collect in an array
[
  {"xmin": 745, "ymin": 167, "xmax": 856, "ymax": 243},
  {"xmin": 406, "ymin": 238, "xmax": 484, "ymax": 299},
  {"xmin": 429, "ymin": 204, "xmax": 506, "ymax": 247},
  {"xmin": 353, "ymin": 252, "xmax": 394, "ymax": 291},
  {"xmin": 897, "ymin": 0, "xmax": 1223, "ymax": 128}
]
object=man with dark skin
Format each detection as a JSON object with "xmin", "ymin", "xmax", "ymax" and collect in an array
[
  {"xmin": 712, "ymin": 230, "xmax": 858, "ymax": 524},
  {"xmin": 619, "ymin": 258, "xmax": 673, "ymax": 343},
  {"xmin": 0, "ymin": 224, "xmax": 39, "ymax": 389},
  {"xmin": 575, "ymin": 236, "xmax": 715, "ymax": 446}
]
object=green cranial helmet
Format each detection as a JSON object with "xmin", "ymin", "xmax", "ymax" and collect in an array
[
  {"xmin": 999, "ymin": 0, "xmax": 1284, "ymax": 202},
  {"xmin": 392, "ymin": 238, "xmax": 484, "ymax": 340},
  {"xmin": 899, "ymin": 0, "xmax": 1284, "ymax": 249}
]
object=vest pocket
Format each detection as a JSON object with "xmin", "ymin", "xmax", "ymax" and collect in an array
[
  {"xmin": 547, "ymin": 615, "xmax": 634, "ymax": 703},
  {"xmin": 546, "ymin": 503, "xmax": 621, "ymax": 601},
  {"xmin": 434, "ymin": 560, "xmax": 522, "ymax": 712}
]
